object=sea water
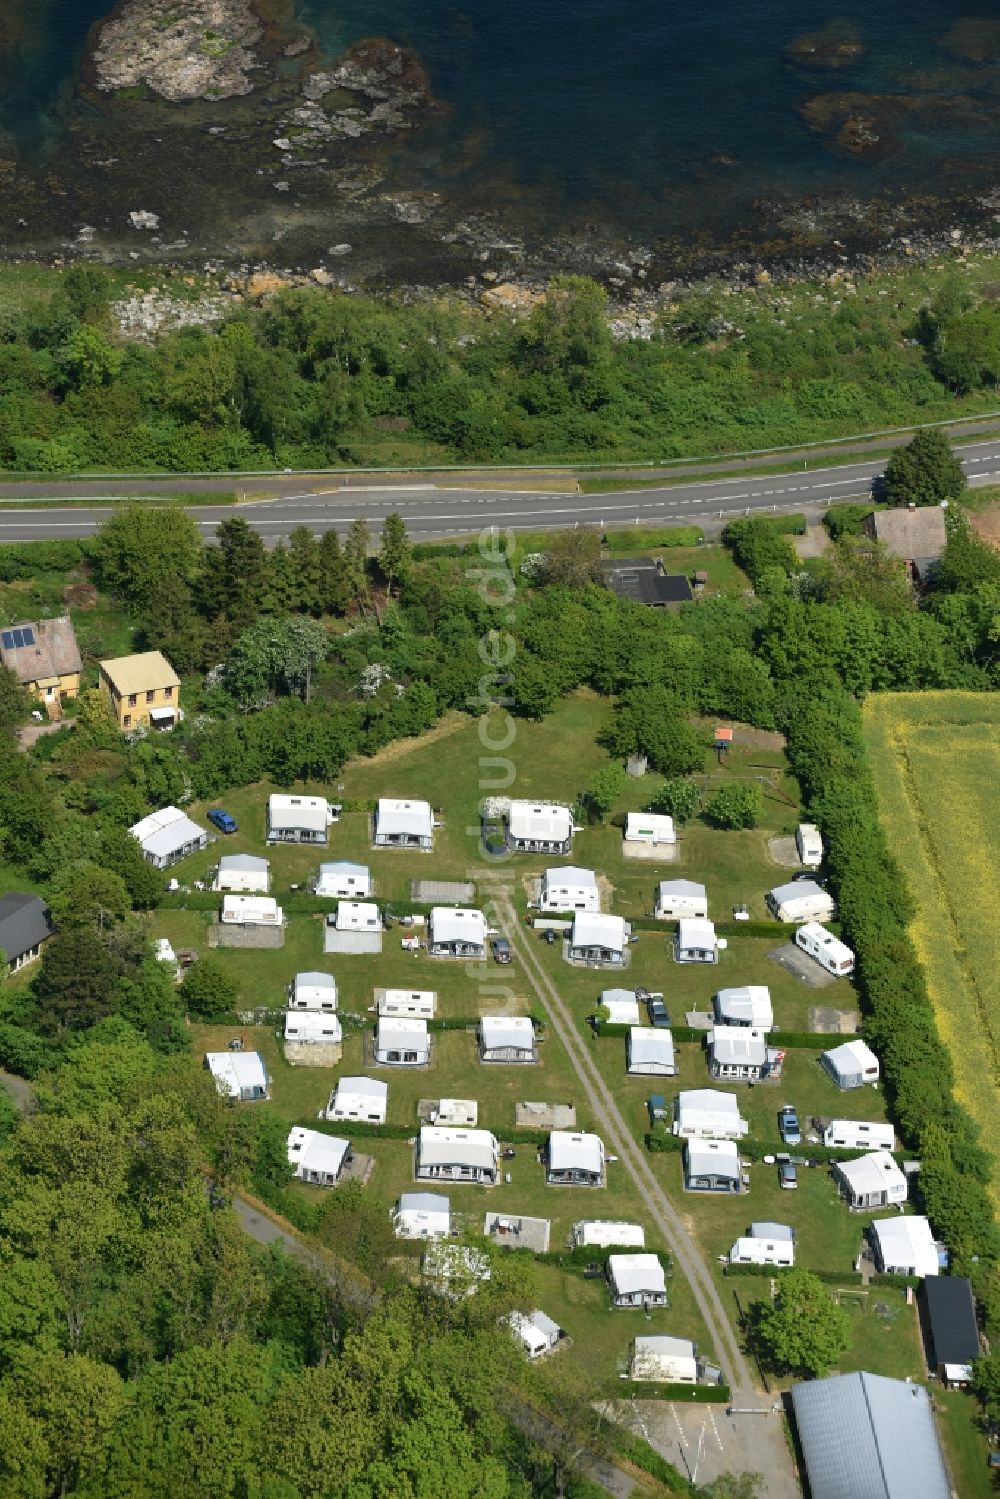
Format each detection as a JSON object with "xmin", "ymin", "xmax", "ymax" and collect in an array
[{"xmin": 2, "ymin": 0, "xmax": 998, "ymax": 241}]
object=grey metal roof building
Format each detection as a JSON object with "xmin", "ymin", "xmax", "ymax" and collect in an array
[{"xmin": 791, "ymin": 1371, "xmax": 949, "ymax": 1499}]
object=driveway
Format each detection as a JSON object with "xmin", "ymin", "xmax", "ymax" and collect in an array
[{"xmin": 615, "ymin": 1398, "xmax": 800, "ymax": 1498}]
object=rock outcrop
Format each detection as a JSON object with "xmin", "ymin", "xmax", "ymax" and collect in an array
[
  {"xmin": 784, "ymin": 26, "xmax": 866, "ymax": 71},
  {"xmin": 93, "ymin": 0, "xmax": 264, "ymax": 102}
]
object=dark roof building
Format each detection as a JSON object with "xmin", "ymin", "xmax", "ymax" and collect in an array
[
  {"xmin": 791, "ymin": 1371, "xmax": 949, "ymax": 1499},
  {"xmin": 0, "ymin": 893, "xmax": 53, "ymax": 971},
  {"xmin": 862, "ymin": 507, "xmax": 947, "ymax": 582},
  {"xmin": 921, "ymin": 1276, "xmax": 979, "ymax": 1379},
  {"xmin": 601, "ymin": 558, "xmax": 693, "ymax": 608}
]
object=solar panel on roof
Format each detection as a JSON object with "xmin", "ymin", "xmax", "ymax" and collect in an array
[
  {"xmin": 0, "ymin": 631, "xmax": 13, "ymax": 651},
  {"xmin": 20, "ymin": 627, "xmax": 34, "ymax": 646}
]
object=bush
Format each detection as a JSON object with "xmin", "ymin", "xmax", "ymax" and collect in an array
[
  {"xmin": 703, "ymin": 782, "xmax": 764, "ymax": 829},
  {"xmin": 723, "ymin": 517, "xmax": 799, "ymax": 589}
]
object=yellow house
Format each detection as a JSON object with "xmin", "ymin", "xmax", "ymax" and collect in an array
[
  {"xmin": 0, "ymin": 616, "xmax": 82, "ymax": 718},
  {"xmin": 99, "ymin": 650, "xmax": 181, "ymax": 731}
]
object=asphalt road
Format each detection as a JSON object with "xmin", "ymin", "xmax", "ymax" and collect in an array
[{"xmin": 0, "ymin": 437, "xmax": 998, "ymax": 544}]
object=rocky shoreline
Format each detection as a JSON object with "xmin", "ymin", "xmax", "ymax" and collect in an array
[{"xmin": 0, "ymin": 0, "xmax": 998, "ymax": 307}]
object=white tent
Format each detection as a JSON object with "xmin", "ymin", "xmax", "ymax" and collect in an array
[
  {"xmin": 627, "ymin": 1028, "xmax": 676, "ymax": 1075},
  {"xmin": 600, "ymin": 988, "xmax": 641, "ymax": 1027},
  {"xmin": 674, "ymin": 917, "xmax": 718, "ymax": 963},
  {"xmin": 287, "ymin": 1126, "xmax": 350, "ymax": 1186},
  {"xmin": 870, "ymin": 1216, "xmax": 939, "ymax": 1279},
  {"xmin": 821, "ymin": 1039, "xmax": 880, "ymax": 1090},
  {"xmin": 833, "ymin": 1152, "xmax": 907, "ymax": 1210},
  {"xmin": 205, "ymin": 1051, "xmax": 269, "ymax": 1101},
  {"xmin": 607, "ymin": 1253, "xmax": 667, "ymax": 1307},
  {"xmin": 393, "ymin": 1192, "xmax": 451, "ymax": 1239},
  {"xmin": 130, "ymin": 805, "xmax": 208, "ymax": 869},
  {"xmin": 375, "ymin": 1017, "xmax": 430, "ymax": 1065},
  {"xmin": 374, "ymin": 798, "xmax": 434, "ymax": 848},
  {"xmin": 712, "ymin": 986, "xmax": 773, "ymax": 1031}
]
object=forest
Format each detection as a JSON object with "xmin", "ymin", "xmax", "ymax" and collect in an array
[
  {"xmin": 0, "ymin": 259, "xmax": 999, "ymax": 472},
  {"xmin": 1, "ymin": 453, "xmax": 999, "ymax": 1494}
]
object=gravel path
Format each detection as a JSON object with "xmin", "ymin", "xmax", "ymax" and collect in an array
[{"xmin": 495, "ymin": 892, "xmax": 800, "ymax": 1496}]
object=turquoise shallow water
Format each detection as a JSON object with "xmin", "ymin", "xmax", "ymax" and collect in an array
[{"xmin": 2, "ymin": 0, "xmax": 999, "ymax": 238}]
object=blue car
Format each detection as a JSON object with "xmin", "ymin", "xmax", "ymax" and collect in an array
[{"xmin": 207, "ymin": 809, "xmax": 238, "ymax": 835}]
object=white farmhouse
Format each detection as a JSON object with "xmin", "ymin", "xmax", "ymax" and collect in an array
[
  {"xmin": 655, "ymin": 880, "xmax": 707, "ymax": 921},
  {"xmin": 129, "ymin": 806, "xmax": 207, "ymax": 869},
  {"xmin": 766, "ymin": 878, "xmax": 835, "ymax": 924},
  {"xmin": 478, "ymin": 1016, "xmax": 537, "ymax": 1063},
  {"xmin": 287, "ymin": 971, "xmax": 338, "ymax": 1012},
  {"xmin": 568, "ymin": 913, "xmax": 629, "ymax": 967},
  {"xmin": 428, "ymin": 907, "xmax": 487, "ymax": 959},
  {"xmin": 607, "ymin": 1253, "xmax": 667, "ymax": 1308},
  {"xmin": 600, "ymin": 988, "xmax": 641, "ymax": 1027},
  {"xmin": 393, "ymin": 1192, "xmax": 451, "ymax": 1240},
  {"xmin": 546, "ymin": 1131, "xmax": 605, "ymax": 1186},
  {"xmin": 627, "ymin": 1028, "xmax": 676, "ymax": 1076},
  {"xmin": 624, "ymin": 812, "xmax": 676, "ymax": 846},
  {"xmin": 374, "ymin": 798, "xmax": 434, "ymax": 849},
  {"xmin": 315, "ymin": 861, "xmax": 372, "ymax": 899},
  {"xmin": 630, "ymin": 1335, "xmax": 698, "ymax": 1383},
  {"xmin": 324, "ymin": 1076, "xmax": 388, "ymax": 1126},
  {"xmin": 205, "ymin": 1051, "xmax": 269, "ymax": 1102},
  {"xmin": 506, "ymin": 800, "xmax": 575, "ymax": 855},
  {"xmin": 220, "ymin": 894, "xmax": 283, "ymax": 926},
  {"xmin": 796, "ymin": 823, "xmax": 824, "ymax": 868},
  {"xmin": 416, "ymin": 1126, "xmax": 500, "ymax": 1185},
  {"xmin": 673, "ymin": 1089, "xmax": 749, "ymax": 1140},
  {"xmin": 729, "ymin": 1222, "xmax": 795, "ymax": 1267},
  {"xmin": 833, "ymin": 1152, "xmax": 907, "ymax": 1211},
  {"xmin": 267, "ymin": 793, "xmax": 333, "ymax": 846},
  {"xmin": 214, "ymin": 854, "xmax": 270, "ymax": 894},
  {"xmin": 374, "ymin": 1016, "xmax": 430, "ymax": 1066},
  {"xmin": 870, "ymin": 1216, "xmax": 940, "ymax": 1279},
  {"xmin": 539, "ymin": 866, "xmax": 599, "ymax": 913},
  {"xmin": 287, "ymin": 1126, "xmax": 351, "ymax": 1186},
  {"xmin": 712, "ymin": 986, "xmax": 773, "ymax": 1031},
  {"xmin": 674, "ymin": 917, "xmax": 718, "ymax": 964},
  {"xmin": 821, "ymin": 1039, "xmax": 880, "ymax": 1090}
]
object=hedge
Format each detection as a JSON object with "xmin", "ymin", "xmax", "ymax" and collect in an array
[
  {"xmin": 722, "ymin": 1263, "xmax": 863, "ymax": 1286},
  {"xmin": 613, "ymin": 1381, "xmax": 731, "ymax": 1404},
  {"xmin": 299, "ymin": 1116, "xmax": 553, "ymax": 1147},
  {"xmin": 603, "ymin": 526, "xmax": 703, "ymax": 552},
  {"xmin": 783, "ymin": 686, "xmax": 1000, "ymax": 1300}
]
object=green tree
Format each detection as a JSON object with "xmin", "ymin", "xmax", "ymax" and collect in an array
[
  {"xmin": 98, "ymin": 827, "xmax": 165, "ymax": 910},
  {"xmin": 319, "ymin": 528, "xmax": 350, "ymax": 614},
  {"xmin": 882, "ymin": 429, "xmax": 966, "ymax": 508},
  {"xmin": 94, "ymin": 503, "xmax": 203, "ymax": 612},
  {"xmin": 704, "ymin": 782, "xmax": 764, "ymax": 829},
  {"xmin": 378, "ymin": 513, "xmax": 411, "ymax": 597},
  {"xmin": 344, "ymin": 518, "xmax": 372, "ymax": 612},
  {"xmin": 199, "ymin": 516, "xmax": 269, "ymax": 630},
  {"xmin": 584, "ymin": 764, "xmax": 626, "ymax": 822},
  {"xmin": 8, "ymin": 1350, "xmax": 124, "ymax": 1498},
  {"xmin": 288, "ymin": 525, "xmax": 324, "ymax": 614},
  {"xmin": 544, "ymin": 526, "xmax": 603, "ymax": 588},
  {"xmin": 32, "ymin": 929, "xmax": 123, "ymax": 1039},
  {"xmin": 57, "ymin": 325, "xmax": 124, "ymax": 390},
  {"xmin": 224, "ymin": 615, "xmax": 330, "ymax": 709},
  {"xmin": 649, "ymin": 777, "xmax": 700, "ymax": 824},
  {"xmin": 0, "ymin": 666, "xmax": 29, "ymax": 735},
  {"xmin": 48, "ymin": 863, "xmax": 130, "ymax": 932},
  {"xmin": 970, "ymin": 1350, "xmax": 1000, "ymax": 1422},
  {"xmin": 754, "ymin": 1269, "xmax": 850, "ymax": 1377},
  {"xmin": 180, "ymin": 958, "xmax": 239, "ymax": 1022},
  {"xmin": 600, "ymin": 686, "xmax": 705, "ymax": 776},
  {"xmin": 818, "ymin": 535, "xmax": 912, "ymax": 616}
]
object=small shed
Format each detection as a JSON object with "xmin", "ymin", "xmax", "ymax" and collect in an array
[
  {"xmin": 508, "ymin": 1310, "xmax": 563, "ymax": 1359},
  {"xmin": 205, "ymin": 1051, "xmax": 269, "ymax": 1102},
  {"xmin": 655, "ymin": 879, "xmax": 707, "ymax": 920},
  {"xmin": 821, "ymin": 1039, "xmax": 880, "ymax": 1090},
  {"xmin": 572, "ymin": 1220, "xmax": 645, "ymax": 1250},
  {"xmin": 869, "ymin": 1216, "xmax": 940, "ymax": 1279},
  {"xmin": 375, "ymin": 1016, "xmax": 430, "ymax": 1066},
  {"xmin": 288, "ymin": 971, "xmax": 338, "ymax": 1013},
  {"xmin": 624, "ymin": 812, "xmax": 676, "ymax": 846},
  {"xmin": 315, "ymin": 861, "xmax": 372, "ymax": 899},
  {"xmin": 683, "ymin": 1138, "xmax": 742, "ymax": 1193},
  {"xmin": 630, "ymin": 1335, "xmax": 698, "ymax": 1384},
  {"xmin": 767, "ymin": 879, "xmax": 835, "ymax": 924},
  {"xmin": 324, "ymin": 1075, "xmax": 388, "ymax": 1125},
  {"xmin": 600, "ymin": 988, "xmax": 641, "ymax": 1027},
  {"xmin": 674, "ymin": 917, "xmax": 718, "ymax": 964},
  {"xmin": 287, "ymin": 1126, "xmax": 350, "ymax": 1186},
  {"xmin": 833, "ymin": 1152, "xmax": 907, "ymax": 1211},
  {"xmin": 921, "ymin": 1277, "xmax": 979, "ymax": 1383},
  {"xmin": 214, "ymin": 853, "xmax": 270, "ymax": 894},
  {"xmin": 627, "ymin": 1028, "xmax": 676, "ymax": 1076},
  {"xmin": 539, "ymin": 866, "xmax": 599, "ymax": 913},
  {"xmin": 478, "ymin": 1016, "xmax": 537, "ymax": 1063},
  {"xmin": 606, "ymin": 1253, "xmax": 667, "ymax": 1308},
  {"xmin": 393, "ymin": 1192, "xmax": 451, "ymax": 1240}
]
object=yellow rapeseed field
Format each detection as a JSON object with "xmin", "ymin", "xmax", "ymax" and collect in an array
[{"xmin": 864, "ymin": 692, "xmax": 1000, "ymax": 1209}]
